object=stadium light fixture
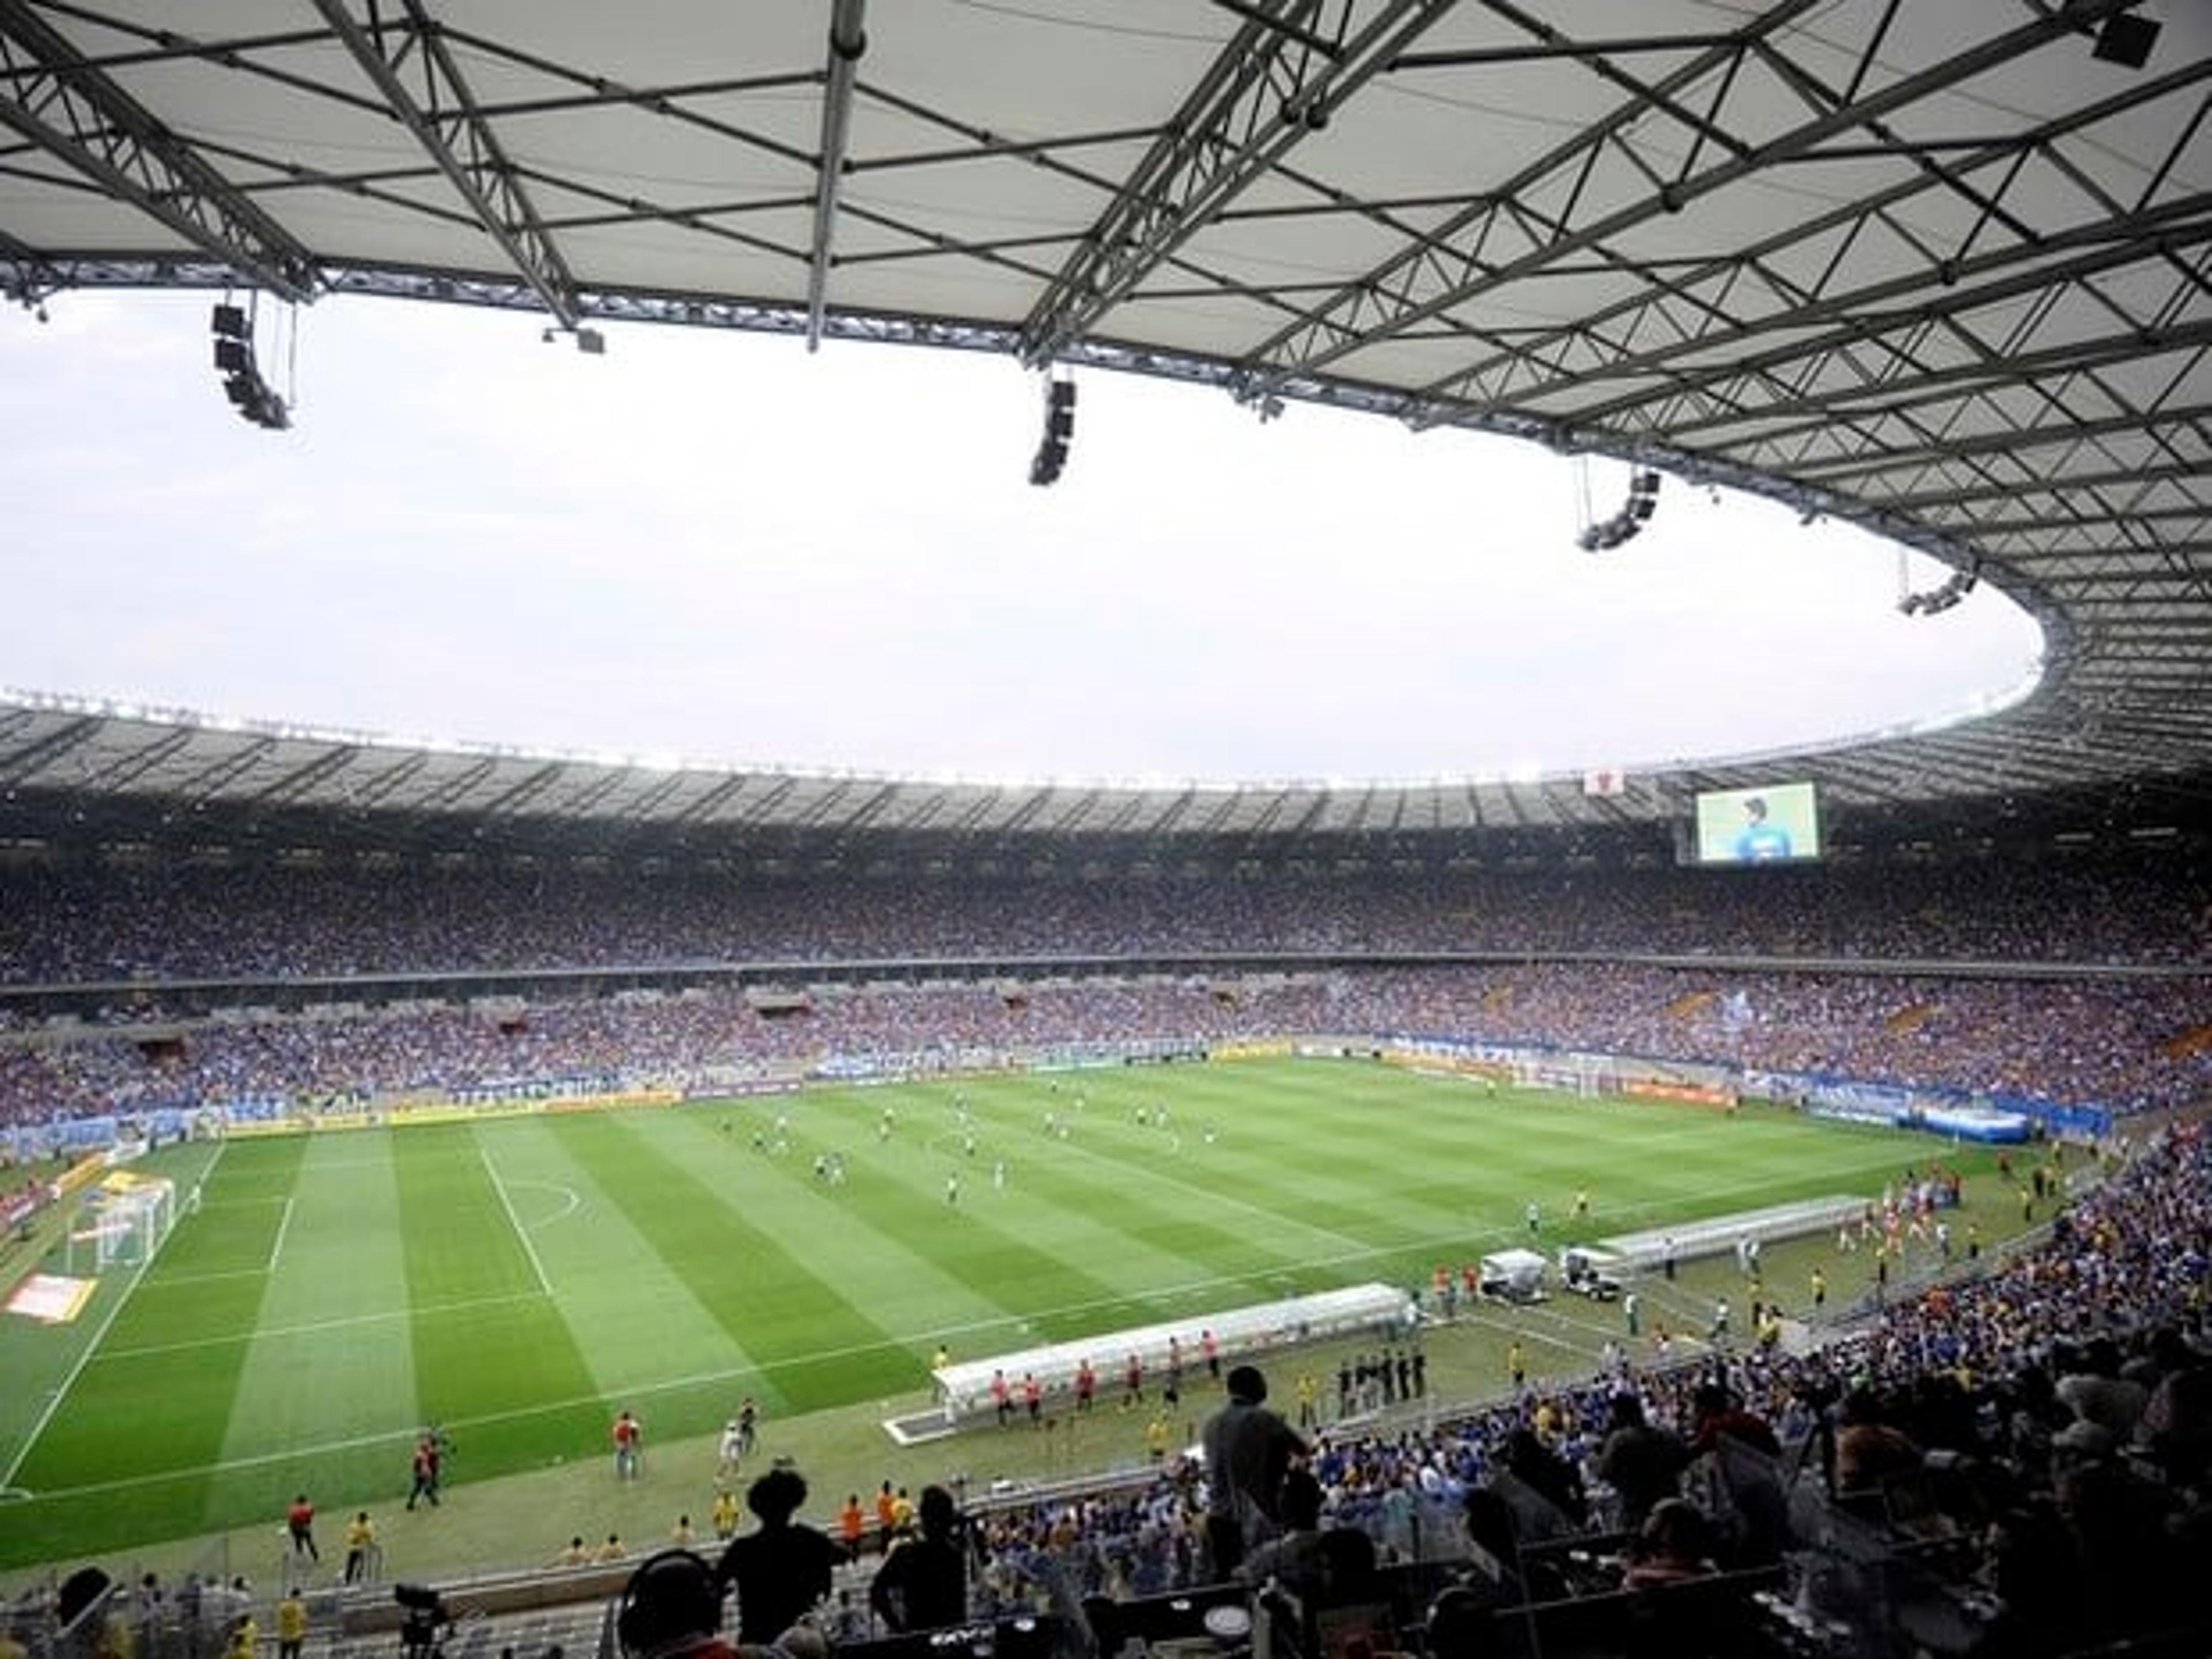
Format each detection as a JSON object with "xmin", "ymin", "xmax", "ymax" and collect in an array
[
  {"xmin": 1897, "ymin": 555, "xmax": 1981, "ymax": 618},
  {"xmin": 2090, "ymin": 10, "xmax": 2160, "ymax": 69},
  {"xmin": 1028, "ymin": 373, "xmax": 1077, "ymax": 486},
  {"xmin": 1574, "ymin": 465, "xmax": 1662, "ymax": 552},
  {"xmin": 207, "ymin": 299, "xmax": 291, "ymax": 432}
]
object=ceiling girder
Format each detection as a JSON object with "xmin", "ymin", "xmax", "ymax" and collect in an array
[
  {"xmin": 475, "ymin": 762, "xmax": 569, "ymax": 819},
  {"xmin": 0, "ymin": 713, "xmax": 99, "ymax": 785},
  {"xmin": 307, "ymin": 0, "xmax": 581, "ymax": 328},
  {"xmin": 1566, "ymin": 200, "xmax": 2212, "ymax": 438},
  {"xmin": 803, "ymin": 0, "xmax": 866, "ymax": 351},
  {"xmin": 1232, "ymin": 0, "xmax": 2110, "ymax": 400},
  {"xmin": 346, "ymin": 751, "xmax": 432, "ymax": 810},
  {"xmin": 80, "ymin": 725, "xmax": 194, "ymax": 793},
  {"xmin": 1656, "ymin": 317, "xmax": 2212, "ymax": 453},
  {"xmin": 0, "ymin": 221, "xmax": 60, "ymax": 301},
  {"xmin": 1426, "ymin": 54, "xmax": 2212, "ymax": 420},
  {"xmin": 1018, "ymin": 0, "xmax": 1458, "ymax": 368},
  {"xmin": 251, "ymin": 744, "xmax": 360, "ymax": 806},
  {"xmin": 1748, "ymin": 402, "xmax": 2212, "ymax": 486},
  {"xmin": 0, "ymin": 0, "xmax": 317, "ymax": 298}
]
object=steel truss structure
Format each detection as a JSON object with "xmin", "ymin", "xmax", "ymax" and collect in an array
[{"xmin": 2, "ymin": 1, "xmax": 2209, "ymax": 846}]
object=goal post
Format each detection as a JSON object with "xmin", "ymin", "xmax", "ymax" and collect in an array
[
  {"xmin": 1511, "ymin": 1052, "xmax": 1622, "ymax": 1099},
  {"xmin": 66, "ymin": 1172, "xmax": 176, "ymax": 1274}
]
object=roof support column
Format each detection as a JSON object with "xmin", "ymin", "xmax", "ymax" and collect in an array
[{"xmin": 805, "ymin": 0, "xmax": 868, "ymax": 351}]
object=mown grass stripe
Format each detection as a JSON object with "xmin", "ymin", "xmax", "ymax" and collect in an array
[{"xmin": 395, "ymin": 1126, "xmax": 602, "ymax": 1478}]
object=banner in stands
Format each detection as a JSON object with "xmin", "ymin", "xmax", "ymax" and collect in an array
[
  {"xmin": 2, "ymin": 1183, "xmax": 56, "ymax": 1229},
  {"xmin": 685, "ymin": 1078, "xmax": 798, "ymax": 1100},
  {"xmin": 1747, "ymin": 1070, "xmax": 2112, "ymax": 1141},
  {"xmin": 1623, "ymin": 1080, "xmax": 1737, "ymax": 1108},
  {"xmin": 1213, "ymin": 1040, "xmax": 1294, "ymax": 1061}
]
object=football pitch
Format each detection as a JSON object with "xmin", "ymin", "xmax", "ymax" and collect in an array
[{"xmin": 0, "ymin": 1057, "xmax": 1997, "ymax": 1573}]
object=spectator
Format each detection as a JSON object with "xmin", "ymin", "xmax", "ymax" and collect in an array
[
  {"xmin": 869, "ymin": 1484, "xmax": 969, "ymax": 1634},
  {"xmin": 714, "ymin": 1467, "xmax": 841, "ymax": 1643}
]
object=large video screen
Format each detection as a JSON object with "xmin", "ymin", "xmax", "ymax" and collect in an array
[{"xmin": 1693, "ymin": 782, "xmax": 1821, "ymax": 865}]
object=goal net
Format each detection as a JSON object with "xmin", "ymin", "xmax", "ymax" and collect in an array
[
  {"xmin": 67, "ymin": 1172, "xmax": 176, "ymax": 1273},
  {"xmin": 1512, "ymin": 1052, "xmax": 1620, "ymax": 1099}
]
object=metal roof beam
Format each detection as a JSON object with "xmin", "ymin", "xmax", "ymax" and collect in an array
[
  {"xmin": 1885, "ymin": 458, "xmax": 2207, "ymax": 513},
  {"xmin": 80, "ymin": 725, "xmax": 194, "ymax": 794},
  {"xmin": 1574, "ymin": 202, "xmax": 2212, "ymax": 435},
  {"xmin": 617, "ymin": 768, "xmax": 698, "ymax": 822},
  {"xmin": 251, "ymin": 744, "xmax": 360, "ymax": 806},
  {"xmin": 1665, "ymin": 316, "xmax": 2212, "ymax": 454},
  {"xmin": 170, "ymin": 735, "xmax": 276, "ymax": 800},
  {"xmin": 1018, "ymin": 0, "xmax": 1459, "ymax": 367},
  {"xmin": 346, "ymin": 750, "xmax": 430, "ymax": 809},
  {"xmin": 1235, "ymin": 0, "xmax": 2127, "ymax": 400},
  {"xmin": 475, "ymin": 762, "xmax": 570, "ymax": 819},
  {"xmin": 0, "ymin": 713, "xmax": 99, "ymax": 785},
  {"xmin": 1230, "ymin": 0, "xmax": 1825, "ymax": 399},
  {"xmin": 0, "ymin": 222, "xmax": 60, "ymax": 303},
  {"xmin": 804, "ymin": 0, "xmax": 866, "ymax": 351},
  {"xmin": 0, "ymin": 0, "xmax": 317, "ymax": 298},
  {"xmin": 308, "ymin": 0, "xmax": 580, "ymax": 329},
  {"xmin": 412, "ymin": 755, "xmax": 499, "ymax": 813},
  {"xmin": 1713, "ymin": 401, "xmax": 2212, "ymax": 484}
]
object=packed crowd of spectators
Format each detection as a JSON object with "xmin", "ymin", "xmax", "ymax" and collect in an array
[
  {"xmin": 0, "ymin": 960, "xmax": 2203, "ymax": 1132},
  {"xmin": 2, "ymin": 854, "xmax": 2207, "ymax": 984},
  {"xmin": 959, "ymin": 1118, "xmax": 2212, "ymax": 1654},
  {"xmin": 2, "ymin": 960, "xmax": 2205, "ymax": 1131}
]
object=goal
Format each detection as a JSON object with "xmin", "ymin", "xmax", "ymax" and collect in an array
[
  {"xmin": 66, "ymin": 1172, "xmax": 176, "ymax": 1273},
  {"xmin": 1512, "ymin": 1052, "xmax": 1620, "ymax": 1099}
]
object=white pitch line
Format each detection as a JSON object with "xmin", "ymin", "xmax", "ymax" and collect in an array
[
  {"xmin": 7, "ymin": 1138, "xmax": 1914, "ymax": 1506},
  {"xmin": 479, "ymin": 1138, "xmax": 554, "ymax": 1297},
  {"xmin": 503, "ymin": 1179, "xmax": 582, "ymax": 1226},
  {"xmin": 266, "ymin": 1197, "xmax": 294, "ymax": 1273},
  {"xmin": 1, "ymin": 1140, "xmax": 226, "ymax": 1492}
]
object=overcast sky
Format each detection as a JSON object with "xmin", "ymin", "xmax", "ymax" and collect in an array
[{"xmin": 0, "ymin": 289, "xmax": 2044, "ymax": 785}]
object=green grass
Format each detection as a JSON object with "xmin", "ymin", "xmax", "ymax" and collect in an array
[{"xmin": 0, "ymin": 1058, "xmax": 2013, "ymax": 1575}]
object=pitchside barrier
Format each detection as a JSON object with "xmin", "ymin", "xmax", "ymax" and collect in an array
[
  {"xmin": 1589, "ymin": 1194, "xmax": 1866, "ymax": 1276},
  {"xmin": 912, "ymin": 1283, "xmax": 1412, "ymax": 1442}
]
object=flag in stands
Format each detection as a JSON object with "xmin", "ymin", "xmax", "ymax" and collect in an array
[{"xmin": 1583, "ymin": 768, "xmax": 1627, "ymax": 797}]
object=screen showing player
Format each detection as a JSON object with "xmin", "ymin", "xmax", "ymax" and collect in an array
[{"xmin": 1693, "ymin": 782, "xmax": 1820, "ymax": 865}]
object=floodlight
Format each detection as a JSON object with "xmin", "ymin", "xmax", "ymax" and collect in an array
[
  {"xmin": 2092, "ymin": 12, "xmax": 2159, "ymax": 69},
  {"xmin": 1573, "ymin": 464, "xmax": 1664, "ymax": 552},
  {"xmin": 1028, "ymin": 374, "xmax": 1077, "ymax": 486}
]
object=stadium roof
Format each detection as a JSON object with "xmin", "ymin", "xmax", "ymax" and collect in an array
[{"xmin": 2, "ymin": 0, "xmax": 2209, "ymax": 841}]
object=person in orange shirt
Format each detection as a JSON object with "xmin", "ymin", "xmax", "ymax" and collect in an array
[
  {"xmin": 840, "ymin": 1493, "xmax": 866, "ymax": 1562},
  {"xmin": 874, "ymin": 1481, "xmax": 899, "ymax": 1554}
]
